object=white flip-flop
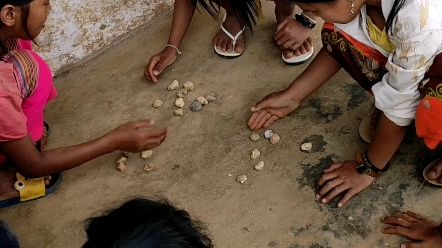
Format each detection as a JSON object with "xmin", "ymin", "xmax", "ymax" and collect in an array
[
  {"xmin": 423, "ymin": 158, "xmax": 442, "ymax": 186},
  {"xmin": 214, "ymin": 14, "xmax": 245, "ymax": 59},
  {"xmin": 281, "ymin": 47, "xmax": 314, "ymax": 65},
  {"xmin": 359, "ymin": 113, "xmax": 372, "ymax": 143}
]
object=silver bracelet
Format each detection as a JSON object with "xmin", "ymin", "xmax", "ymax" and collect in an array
[{"xmin": 165, "ymin": 44, "xmax": 182, "ymax": 55}]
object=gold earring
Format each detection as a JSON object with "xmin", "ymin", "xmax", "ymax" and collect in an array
[{"xmin": 350, "ymin": 0, "xmax": 355, "ymax": 14}]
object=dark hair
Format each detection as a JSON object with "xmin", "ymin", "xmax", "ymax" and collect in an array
[
  {"xmin": 83, "ymin": 198, "xmax": 213, "ymax": 248},
  {"xmin": 0, "ymin": 1, "xmax": 34, "ymax": 53},
  {"xmin": 191, "ymin": 0, "xmax": 259, "ymax": 30},
  {"xmin": 286, "ymin": 0, "xmax": 407, "ymax": 33}
]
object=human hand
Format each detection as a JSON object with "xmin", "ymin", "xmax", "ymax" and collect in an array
[
  {"xmin": 107, "ymin": 120, "xmax": 167, "ymax": 152},
  {"xmin": 274, "ymin": 18, "xmax": 312, "ymax": 51},
  {"xmin": 382, "ymin": 211, "xmax": 442, "ymax": 248},
  {"xmin": 283, "ymin": 37, "xmax": 313, "ymax": 59},
  {"xmin": 316, "ymin": 161, "xmax": 376, "ymax": 207},
  {"xmin": 145, "ymin": 47, "xmax": 178, "ymax": 83},
  {"xmin": 248, "ymin": 90, "xmax": 300, "ymax": 130}
]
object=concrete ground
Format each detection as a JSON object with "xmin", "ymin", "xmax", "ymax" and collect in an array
[{"xmin": 1, "ymin": 2, "xmax": 441, "ymax": 247}]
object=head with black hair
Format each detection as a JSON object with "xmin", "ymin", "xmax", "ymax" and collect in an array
[
  {"xmin": 83, "ymin": 198, "xmax": 213, "ymax": 248},
  {"xmin": 191, "ymin": 0, "xmax": 259, "ymax": 30},
  {"xmin": 283, "ymin": 0, "xmax": 406, "ymax": 33},
  {"xmin": 0, "ymin": 0, "xmax": 51, "ymax": 52}
]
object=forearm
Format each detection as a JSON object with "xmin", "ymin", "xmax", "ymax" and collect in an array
[
  {"xmin": 2, "ymin": 135, "xmax": 116, "ymax": 178},
  {"xmin": 167, "ymin": 0, "xmax": 196, "ymax": 48},
  {"xmin": 286, "ymin": 47, "xmax": 342, "ymax": 102},
  {"xmin": 367, "ymin": 113, "xmax": 406, "ymax": 169}
]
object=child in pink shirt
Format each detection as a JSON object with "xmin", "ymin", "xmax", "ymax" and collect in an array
[{"xmin": 0, "ymin": 0, "xmax": 168, "ymax": 208}]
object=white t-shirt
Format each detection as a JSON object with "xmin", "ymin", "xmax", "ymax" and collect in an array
[{"xmin": 335, "ymin": 0, "xmax": 442, "ymax": 126}]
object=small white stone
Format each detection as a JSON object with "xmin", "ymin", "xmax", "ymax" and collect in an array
[
  {"xmin": 269, "ymin": 134, "xmax": 280, "ymax": 144},
  {"xmin": 183, "ymin": 81, "xmax": 194, "ymax": 91},
  {"xmin": 250, "ymin": 133, "xmax": 260, "ymax": 141},
  {"xmin": 174, "ymin": 109, "xmax": 184, "ymax": 116},
  {"xmin": 141, "ymin": 150, "xmax": 153, "ymax": 159},
  {"xmin": 348, "ymin": 216, "xmax": 354, "ymax": 221},
  {"xmin": 264, "ymin": 130, "xmax": 274, "ymax": 139},
  {"xmin": 116, "ymin": 156, "xmax": 127, "ymax": 165},
  {"xmin": 206, "ymin": 93, "xmax": 217, "ymax": 102},
  {"xmin": 116, "ymin": 162, "xmax": 126, "ymax": 172},
  {"xmin": 254, "ymin": 161, "xmax": 264, "ymax": 171},
  {"xmin": 197, "ymin": 96, "xmax": 209, "ymax": 105},
  {"xmin": 168, "ymin": 80, "xmax": 179, "ymax": 91},
  {"xmin": 152, "ymin": 99, "xmax": 163, "ymax": 108},
  {"xmin": 301, "ymin": 142, "xmax": 313, "ymax": 152},
  {"xmin": 251, "ymin": 149, "xmax": 261, "ymax": 159},
  {"xmin": 175, "ymin": 98, "xmax": 185, "ymax": 108},
  {"xmin": 236, "ymin": 175, "xmax": 247, "ymax": 184},
  {"xmin": 144, "ymin": 163, "xmax": 155, "ymax": 172},
  {"xmin": 176, "ymin": 88, "xmax": 188, "ymax": 98}
]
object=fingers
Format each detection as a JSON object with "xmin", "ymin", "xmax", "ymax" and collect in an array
[
  {"xmin": 133, "ymin": 120, "xmax": 156, "ymax": 129},
  {"xmin": 146, "ymin": 56, "xmax": 160, "ymax": 83},
  {"xmin": 426, "ymin": 159, "xmax": 442, "ymax": 180},
  {"xmin": 143, "ymin": 127, "xmax": 168, "ymax": 147},
  {"xmin": 382, "ymin": 226, "xmax": 416, "ymax": 239},
  {"xmin": 249, "ymin": 110, "xmax": 269, "ymax": 130},
  {"xmin": 317, "ymin": 179, "xmax": 346, "ymax": 201},
  {"xmin": 277, "ymin": 37, "xmax": 292, "ymax": 49},
  {"xmin": 255, "ymin": 112, "xmax": 273, "ymax": 130},
  {"xmin": 152, "ymin": 57, "xmax": 170, "ymax": 80},
  {"xmin": 381, "ymin": 216, "xmax": 412, "ymax": 228},
  {"xmin": 248, "ymin": 111, "xmax": 261, "ymax": 128},
  {"xmin": 317, "ymin": 171, "xmax": 338, "ymax": 187},
  {"xmin": 400, "ymin": 242, "xmax": 424, "ymax": 248},
  {"xmin": 324, "ymin": 163, "xmax": 343, "ymax": 173},
  {"xmin": 389, "ymin": 213, "xmax": 417, "ymax": 222},
  {"xmin": 251, "ymin": 98, "xmax": 273, "ymax": 112},
  {"xmin": 275, "ymin": 18, "xmax": 288, "ymax": 33},
  {"xmin": 263, "ymin": 115, "xmax": 279, "ymax": 129},
  {"xmin": 337, "ymin": 189, "xmax": 358, "ymax": 207},
  {"xmin": 403, "ymin": 211, "xmax": 424, "ymax": 220}
]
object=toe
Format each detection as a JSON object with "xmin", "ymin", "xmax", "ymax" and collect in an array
[
  {"xmin": 427, "ymin": 159, "xmax": 442, "ymax": 180},
  {"xmin": 283, "ymin": 50, "xmax": 294, "ymax": 59}
]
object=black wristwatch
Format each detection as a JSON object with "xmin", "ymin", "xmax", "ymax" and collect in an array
[{"xmin": 295, "ymin": 13, "xmax": 316, "ymax": 29}]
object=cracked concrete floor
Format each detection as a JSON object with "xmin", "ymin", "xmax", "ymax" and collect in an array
[{"xmin": 1, "ymin": 2, "xmax": 441, "ymax": 247}]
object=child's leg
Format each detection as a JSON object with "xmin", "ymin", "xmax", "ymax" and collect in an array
[
  {"xmin": 273, "ymin": 0, "xmax": 295, "ymax": 23},
  {"xmin": 212, "ymin": 0, "xmax": 248, "ymax": 53}
]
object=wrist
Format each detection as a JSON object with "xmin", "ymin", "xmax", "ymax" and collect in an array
[
  {"xmin": 366, "ymin": 147, "xmax": 389, "ymax": 170},
  {"xmin": 164, "ymin": 46, "xmax": 179, "ymax": 56},
  {"xmin": 101, "ymin": 133, "xmax": 119, "ymax": 153}
]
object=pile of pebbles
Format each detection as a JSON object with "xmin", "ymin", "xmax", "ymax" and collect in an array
[
  {"xmin": 236, "ymin": 130, "xmax": 281, "ymax": 184},
  {"xmin": 152, "ymin": 80, "xmax": 217, "ymax": 115}
]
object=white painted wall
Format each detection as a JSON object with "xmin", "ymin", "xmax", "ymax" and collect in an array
[{"xmin": 35, "ymin": 0, "xmax": 173, "ymax": 73}]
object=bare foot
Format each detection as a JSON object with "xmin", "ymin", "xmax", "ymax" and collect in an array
[
  {"xmin": 426, "ymin": 158, "xmax": 442, "ymax": 184},
  {"xmin": 213, "ymin": 13, "xmax": 245, "ymax": 53},
  {"xmin": 0, "ymin": 168, "xmax": 51, "ymax": 202},
  {"xmin": 382, "ymin": 211, "xmax": 442, "ymax": 248},
  {"xmin": 274, "ymin": 6, "xmax": 312, "ymax": 59}
]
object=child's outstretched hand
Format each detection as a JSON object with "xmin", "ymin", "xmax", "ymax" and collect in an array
[
  {"xmin": 107, "ymin": 120, "xmax": 167, "ymax": 152},
  {"xmin": 381, "ymin": 211, "xmax": 442, "ymax": 248},
  {"xmin": 145, "ymin": 48, "xmax": 178, "ymax": 83},
  {"xmin": 248, "ymin": 90, "xmax": 300, "ymax": 130}
]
